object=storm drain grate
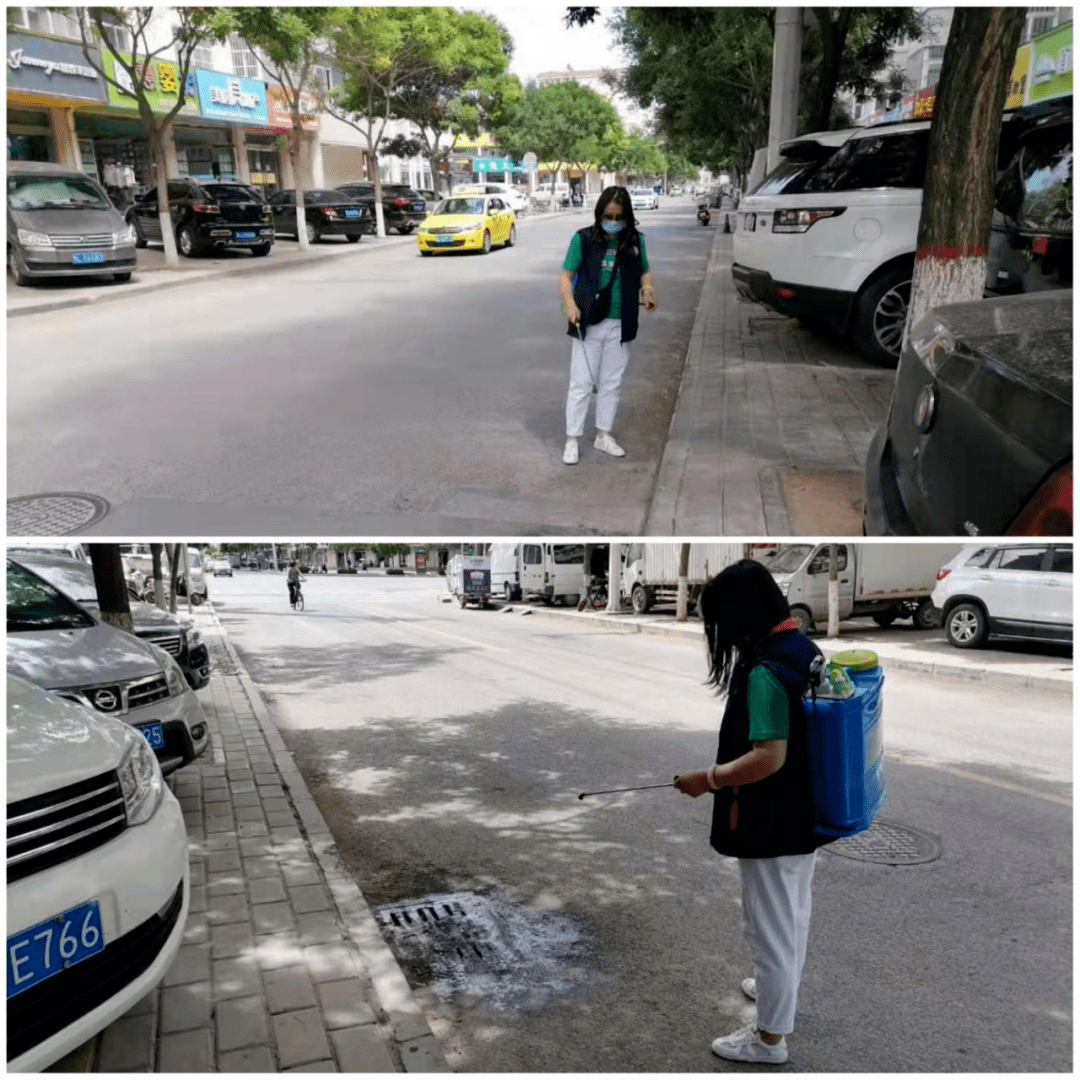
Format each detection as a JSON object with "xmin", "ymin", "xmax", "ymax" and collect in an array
[
  {"xmin": 378, "ymin": 897, "xmax": 501, "ymax": 971},
  {"xmin": 7, "ymin": 493, "xmax": 110, "ymax": 536},
  {"xmin": 826, "ymin": 818, "xmax": 941, "ymax": 865}
]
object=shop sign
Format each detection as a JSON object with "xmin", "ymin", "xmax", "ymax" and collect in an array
[
  {"xmin": 473, "ymin": 157, "xmax": 518, "ymax": 172},
  {"xmin": 266, "ymin": 83, "xmax": 320, "ymax": 131},
  {"xmin": 1029, "ymin": 22, "xmax": 1072, "ymax": 102},
  {"xmin": 195, "ymin": 70, "xmax": 268, "ymax": 124},
  {"xmin": 1006, "ymin": 42, "xmax": 1033, "ymax": 109},
  {"xmin": 7, "ymin": 32, "xmax": 108, "ymax": 102},
  {"xmin": 103, "ymin": 46, "xmax": 200, "ymax": 116},
  {"xmin": 912, "ymin": 87, "xmax": 935, "ymax": 120}
]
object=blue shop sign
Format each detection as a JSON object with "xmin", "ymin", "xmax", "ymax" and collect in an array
[
  {"xmin": 194, "ymin": 69, "xmax": 268, "ymax": 124},
  {"xmin": 473, "ymin": 157, "xmax": 519, "ymax": 173}
]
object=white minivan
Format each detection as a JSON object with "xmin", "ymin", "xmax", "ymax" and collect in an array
[{"xmin": 7, "ymin": 675, "xmax": 189, "ymax": 1072}]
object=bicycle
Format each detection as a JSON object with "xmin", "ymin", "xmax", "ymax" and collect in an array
[{"xmin": 289, "ymin": 580, "xmax": 305, "ymax": 611}]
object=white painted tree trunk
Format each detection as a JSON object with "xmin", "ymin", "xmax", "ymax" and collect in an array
[{"xmin": 903, "ymin": 254, "xmax": 987, "ymax": 354}]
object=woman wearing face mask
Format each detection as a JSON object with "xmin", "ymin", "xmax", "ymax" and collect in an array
[{"xmin": 557, "ymin": 186, "xmax": 656, "ymax": 465}]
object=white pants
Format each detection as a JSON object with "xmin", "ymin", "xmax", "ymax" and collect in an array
[
  {"xmin": 738, "ymin": 852, "xmax": 816, "ymax": 1035},
  {"xmin": 565, "ymin": 318, "xmax": 630, "ymax": 437}
]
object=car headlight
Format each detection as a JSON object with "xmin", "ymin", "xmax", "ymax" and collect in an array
[
  {"xmin": 185, "ymin": 626, "xmax": 203, "ymax": 648},
  {"xmin": 114, "ymin": 225, "xmax": 137, "ymax": 245},
  {"xmin": 17, "ymin": 229, "xmax": 53, "ymax": 248},
  {"xmin": 164, "ymin": 657, "xmax": 186, "ymax": 697},
  {"xmin": 909, "ymin": 318, "xmax": 955, "ymax": 375},
  {"xmin": 118, "ymin": 731, "xmax": 164, "ymax": 826}
]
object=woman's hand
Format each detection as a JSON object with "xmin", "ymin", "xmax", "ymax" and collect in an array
[
  {"xmin": 674, "ymin": 770, "xmax": 712, "ymax": 798},
  {"xmin": 567, "ymin": 301, "xmax": 582, "ymax": 327},
  {"xmin": 643, "ymin": 285, "xmax": 656, "ymax": 312}
]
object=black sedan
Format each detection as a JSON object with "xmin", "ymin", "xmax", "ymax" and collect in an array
[
  {"xmin": 864, "ymin": 290, "xmax": 1072, "ymax": 537},
  {"xmin": 335, "ymin": 182, "xmax": 427, "ymax": 234},
  {"xmin": 267, "ymin": 189, "xmax": 371, "ymax": 243}
]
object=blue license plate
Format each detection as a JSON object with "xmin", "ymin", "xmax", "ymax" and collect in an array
[
  {"xmin": 72, "ymin": 252, "xmax": 105, "ymax": 265},
  {"xmin": 436, "ymin": 236, "xmax": 454, "ymax": 244},
  {"xmin": 412, "ymin": 203, "xmax": 424, "ymax": 212},
  {"xmin": 135, "ymin": 721, "xmax": 165, "ymax": 749},
  {"xmin": 235, "ymin": 231, "xmax": 256, "ymax": 240},
  {"xmin": 344, "ymin": 209, "xmax": 360, "ymax": 218},
  {"xmin": 8, "ymin": 900, "xmax": 106, "ymax": 998}
]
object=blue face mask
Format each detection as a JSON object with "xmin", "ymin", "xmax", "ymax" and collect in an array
[{"xmin": 601, "ymin": 219, "xmax": 625, "ymax": 235}]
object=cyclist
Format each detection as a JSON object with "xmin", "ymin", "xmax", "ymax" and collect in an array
[{"xmin": 287, "ymin": 562, "xmax": 306, "ymax": 607}]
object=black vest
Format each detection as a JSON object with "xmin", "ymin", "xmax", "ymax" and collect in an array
[
  {"xmin": 709, "ymin": 630, "xmax": 832, "ymax": 859},
  {"xmin": 566, "ymin": 226, "xmax": 644, "ymax": 345}
]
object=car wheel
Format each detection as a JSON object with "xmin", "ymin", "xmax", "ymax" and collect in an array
[
  {"xmin": 113, "ymin": 271, "xmax": 133, "ymax": 283},
  {"xmin": 872, "ymin": 610, "xmax": 898, "ymax": 627},
  {"xmin": 852, "ymin": 263, "xmax": 911, "ymax": 366},
  {"xmin": 481, "ymin": 230, "xmax": 492, "ymax": 254},
  {"xmin": 8, "ymin": 245, "xmax": 30, "ymax": 286},
  {"xmin": 346, "ymin": 234, "xmax": 361, "ymax": 243},
  {"xmin": 177, "ymin": 225, "xmax": 201, "ymax": 258},
  {"xmin": 505, "ymin": 224, "xmax": 517, "ymax": 248},
  {"xmin": 944, "ymin": 602, "xmax": 989, "ymax": 649},
  {"xmin": 306, "ymin": 222, "xmax": 319, "ymax": 244},
  {"xmin": 791, "ymin": 606, "xmax": 814, "ymax": 634},
  {"xmin": 913, "ymin": 598, "xmax": 938, "ymax": 631},
  {"xmin": 249, "ymin": 243, "xmax": 271, "ymax": 257},
  {"xmin": 191, "ymin": 592, "xmax": 206, "ymax": 607},
  {"xmin": 131, "ymin": 219, "xmax": 148, "ymax": 249},
  {"xmin": 631, "ymin": 584, "xmax": 651, "ymax": 615},
  {"xmin": 397, "ymin": 225, "xmax": 415, "ymax": 235}
]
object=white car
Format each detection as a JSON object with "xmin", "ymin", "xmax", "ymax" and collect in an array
[
  {"xmin": 630, "ymin": 188, "xmax": 659, "ymax": 211},
  {"xmin": 931, "ymin": 543, "xmax": 1073, "ymax": 649},
  {"xmin": 212, "ymin": 559, "xmax": 234, "ymax": 577},
  {"xmin": 453, "ymin": 182, "xmax": 528, "ymax": 213},
  {"xmin": 7, "ymin": 559, "xmax": 210, "ymax": 775},
  {"xmin": 7, "ymin": 675, "xmax": 189, "ymax": 1072}
]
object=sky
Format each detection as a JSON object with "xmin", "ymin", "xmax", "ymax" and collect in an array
[{"xmin": 461, "ymin": 5, "xmax": 627, "ymax": 82}]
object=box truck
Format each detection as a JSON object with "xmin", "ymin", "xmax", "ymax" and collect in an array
[
  {"xmin": 446, "ymin": 554, "xmax": 492, "ymax": 609},
  {"xmin": 621, "ymin": 543, "xmax": 748, "ymax": 614},
  {"xmin": 490, "ymin": 542, "xmax": 586, "ymax": 605},
  {"xmin": 767, "ymin": 542, "xmax": 963, "ymax": 632}
]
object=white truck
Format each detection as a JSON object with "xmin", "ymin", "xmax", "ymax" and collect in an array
[
  {"xmin": 490, "ymin": 542, "xmax": 586, "ymax": 605},
  {"xmin": 621, "ymin": 543, "xmax": 748, "ymax": 614},
  {"xmin": 766, "ymin": 542, "xmax": 964, "ymax": 633},
  {"xmin": 446, "ymin": 554, "xmax": 492, "ymax": 609}
]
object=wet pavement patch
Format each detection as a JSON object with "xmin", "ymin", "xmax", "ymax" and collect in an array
[
  {"xmin": 776, "ymin": 467, "xmax": 864, "ymax": 534},
  {"xmin": 376, "ymin": 891, "xmax": 593, "ymax": 1013},
  {"xmin": 825, "ymin": 818, "xmax": 942, "ymax": 866},
  {"xmin": 7, "ymin": 492, "xmax": 110, "ymax": 535}
]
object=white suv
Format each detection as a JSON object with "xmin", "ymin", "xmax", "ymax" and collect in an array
[
  {"xmin": 7, "ymin": 675, "xmax": 189, "ymax": 1071},
  {"xmin": 931, "ymin": 543, "xmax": 1072, "ymax": 649},
  {"xmin": 7, "ymin": 559, "xmax": 210, "ymax": 774}
]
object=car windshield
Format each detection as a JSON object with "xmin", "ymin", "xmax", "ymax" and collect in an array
[
  {"xmin": 801, "ymin": 130, "xmax": 929, "ymax": 192},
  {"xmin": 8, "ymin": 175, "xmax": 111, "ymax": 211},
  {"xmin": 15, "ymin": 560, "xmax": 97, "ymax": 604},
  {"xmin": 8, "ymin": 562, "xmax": 96, "ymax": 632},
  {"xmin": 205, "ymin": 185, "xmax": 259, "ymax": 202},
  {"xmin": 437, "ymin": 197, "xmax": 484, "ymax": 215},
  {"xmin": 768, "ymin": 545, "xmax": 814, "ymax": 573}
]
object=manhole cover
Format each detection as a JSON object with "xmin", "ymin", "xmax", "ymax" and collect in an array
[
  {"xmin": 7, "ymin": 493, "xmax": 110, "ymax": 535},
  {"xmin": 377, "ymin": 892, "xmax": 593, "ymax": 1013},
  {"xmin": 825, "ymin": 818, "xmax": 941, "ymax": 865}
]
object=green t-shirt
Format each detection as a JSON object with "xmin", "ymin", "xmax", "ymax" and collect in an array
[
  {"xmin": 563, "ymin": 232, "xmax": 650, "ymax": 321},
  {"xmin": 747, "ymin": 666, "xmax": 790, "ymax": 741}
]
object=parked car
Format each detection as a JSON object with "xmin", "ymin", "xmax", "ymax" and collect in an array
[
  {"xmin": 7, "ymin": 559, "xmax": 210, "ymax": 775},
  {"xmin": 267, "ymin": 188, "xmax": 371, "ymax": 244},
  {"xmin": 10, "ymin": 552, "xmax": 211, "ymax": 691},
  {"xmin": 7, "ymin": 674, "xmax": 189, "ymax": 1072},
  {"xmin": 454, "ymin": 182, "xmax": 529, "ymax": 213},
  {"xmin": 7, "ymin": 161, "xmax": 137, "ymax": 286},
  {"xmin": 213, "ymin": 559, "xmax": 233, "ymax": 577},
  {"xmin": 864, "ymin": 290, "xmax": 1072, "ymax": 537},
  {"xmin": 630, "ymin": 187, "xmax": 659, "ymax": 211},
  {"xmin": 126, "ymin": 177, "xmax": 275, "ymax": 258},
  {"xmin": 416, "ymin": 194, "xmax": 517, "ymax": 256},
  {"xmin": 931, "ymin": 543, "xmax": 1072, "ymax": 649},
  {"xmin": 333, "ymin": 181, "xmax": 427, "ymax": 234},
  {"xmin": 417, "ymin": 188, "xmax": 440, "ymax": 214}
]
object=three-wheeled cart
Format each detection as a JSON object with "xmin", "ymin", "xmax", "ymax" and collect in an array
[{"xmin": 446, "ymin": 555, "xmax": 492, "ymax": 609}]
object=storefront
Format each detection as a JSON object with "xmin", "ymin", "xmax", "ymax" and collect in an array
[{"xmin": 6, "ymin": 32, "xmax": 108, "ymax": 167}]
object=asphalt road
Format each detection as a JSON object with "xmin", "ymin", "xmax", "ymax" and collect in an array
[
  {"xmin": 8, "ymin": 203, "xmax": 711, "ymax": 535},
  {"xmin": 215, "ymin": 572, "xmax": 1072, "ymax": 1072}
]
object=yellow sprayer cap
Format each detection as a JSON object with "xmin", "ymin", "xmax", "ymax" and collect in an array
[{"xmin": 831, "ymin": 649, "xmax": 879, "ymax": 671}]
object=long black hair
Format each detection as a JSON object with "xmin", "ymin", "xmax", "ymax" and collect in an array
[
  {"xmin": 699, "ymin": 559, "xmax": 792, "ymax": 697},
  {"xmin": 589, "ymin": 186, "xmax": 640, "ymax": 253}
]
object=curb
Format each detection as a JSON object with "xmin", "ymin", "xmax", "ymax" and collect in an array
[
  {"xmin": 522, "ymin": 602, "xmax": 1072, "ymax": 696},
  {"xmin": 205, "ymin": 601, "xmax": 452, "ymax": 1073}
]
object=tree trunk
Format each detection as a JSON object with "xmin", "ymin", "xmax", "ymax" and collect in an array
[
  {"xmin": 903, "ymin": 7, "xmax": 1026, "ymax": 351},
  {"xmin": 292, "ymin": 126, "xmax": 310, "ymax": 252},
  {"xmin": 826, "ymin": 543, "xmax": 839, "ymax": 638},
  {"xmin": 151, "ymin": 543, "xmax": 165, "ymax": 608},
  {"xmin": 810, "ymin": 9, "xmax": 851, "ymax": 134},
  {"xmin": 167, "ymin": 544, "xmax": 182, "ymax": 615},
  {"xmin": 372, "ymin": 155, "xmax": 387, "ymax": 238},
  {"xmin": 150, "ymin": 125, "xmax": 180, "ymax": 268},
  {"xmin": 676, "ymin": 543, "xmax": 691, "ymax": 622},
  {"xmin": 87, "ymin": 544, "xmax": 134, "ymax": 634}
]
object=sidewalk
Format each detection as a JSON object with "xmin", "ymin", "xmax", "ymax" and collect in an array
[
  {"xmin": 522, "ymin": 601, "xmax": 1073, "ymax": 696},
  {"xmin": 51, "ymin": 601, "xmax": 450, "ymax": 1073},
  {"xmin": 646, "ymin": 223, "xmax": 895, "ymax": 535}
]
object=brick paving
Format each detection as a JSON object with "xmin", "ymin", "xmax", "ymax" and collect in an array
[
  {"xmin": 646, "ymin": 224, "xmax": 895, "ymax": 535},
  {"xmin": 48, "ymin": 607, "xmax": 449, "ymax": 1073}
]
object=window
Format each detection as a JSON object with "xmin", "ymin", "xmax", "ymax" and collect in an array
[
  {"xmin": 523, "ymin": 545, "xmax": 542, "ymax": 566},
  {"xmin": 191, "ymin": 43, "xmax": 215, "ymax": 71},
  {"xmin": 7, "ymin": 562, "xmax": 95, "ymax": 633},
  {"xmin": 803, "ymin": 131, "xmax": 929, "ymax": 192},
  {"xmin": 552, "ymin": 545, "xmax": 585, "ymax": 565},
  {"xmin": 229, "ymin": 33, "xmax": 260, "ymax": 79},
  {"xmin": 808, "ymin": 546, "xmax": 847, "ymax": 574},
  {"xmin": 964, "ymin": 548, "xmax": 996, "ymax": 568},
  {"xmin": 100, "ymin": 19, "xmax": 134, "ymax": 54},
  {"xmin": 991, "ymin": 547, "xmax": 1048, "ymax": 573},
  {"xmin": 1050, "ymin": 548, "xmax": 1072, "ymax": 574},
  {"xmin": 12, "ymin": 8, "xmax": 81, "ymax": 38}
]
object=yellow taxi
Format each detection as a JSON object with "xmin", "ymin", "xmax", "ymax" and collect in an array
[{"xmin": 416, "ymin": 194, "xmax": 516, "ymax": 256}]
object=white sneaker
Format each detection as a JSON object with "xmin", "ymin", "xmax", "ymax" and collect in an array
[
  {"xmin": 594, "ymin": 433, "xmax": 625, "ymax": 457},
  {"xmin": 742, "ymin": 977, "xmax": 758, "ymax": 1001},
  {"xmin": 711, "ymin": 1024, "xmax": 788, "ymax": 1065},
  {"xmin": 563, "ymin": 439, "xmax": 579, "ymax": 465}
]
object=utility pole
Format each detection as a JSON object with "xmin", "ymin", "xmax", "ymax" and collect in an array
[
  {"xmin": 827, "ymin": 544, "xmax": 839, "ymax": 639},
  {"xmin": 767, "ymin": 7, "xmax": 804, "ymax": 175},
  {"xmin": 606, "ymin": 544, "xmax": 621, "ymax": 613}
]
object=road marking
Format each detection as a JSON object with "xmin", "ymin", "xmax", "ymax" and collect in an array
[
  {"xmin": 395, "ymin": 618, "xmax": 510, "ymax": 653},
  {"xmin": 888, "ymin": 751, "xmax": 1071, "ymax": 807}
]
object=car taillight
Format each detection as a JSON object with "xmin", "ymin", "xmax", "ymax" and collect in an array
[
  {"xmin": 936, "ymin": 568, "xmax": 951, "ymax": 581},
  {"xmin": 320, "ymin": 207, "xmax": 338, "ymax": 217},
  {"xmin": 191, "ymin": 204, "xmax": 219, "ymax": 214},
  {"xmin": 393, "ymin": 197, "xmax": 410, "ymax": 207},
  {"xmin": 261, "ymin": 205, "xmax": 270, "ymax": 214},
  {"xmin": 772, "ymin": 208, "xmax": 844, "ymax": 233},
  {"xmin": 1006, "ymin": 461, "xmax": 1073, "ymax": 536}
]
